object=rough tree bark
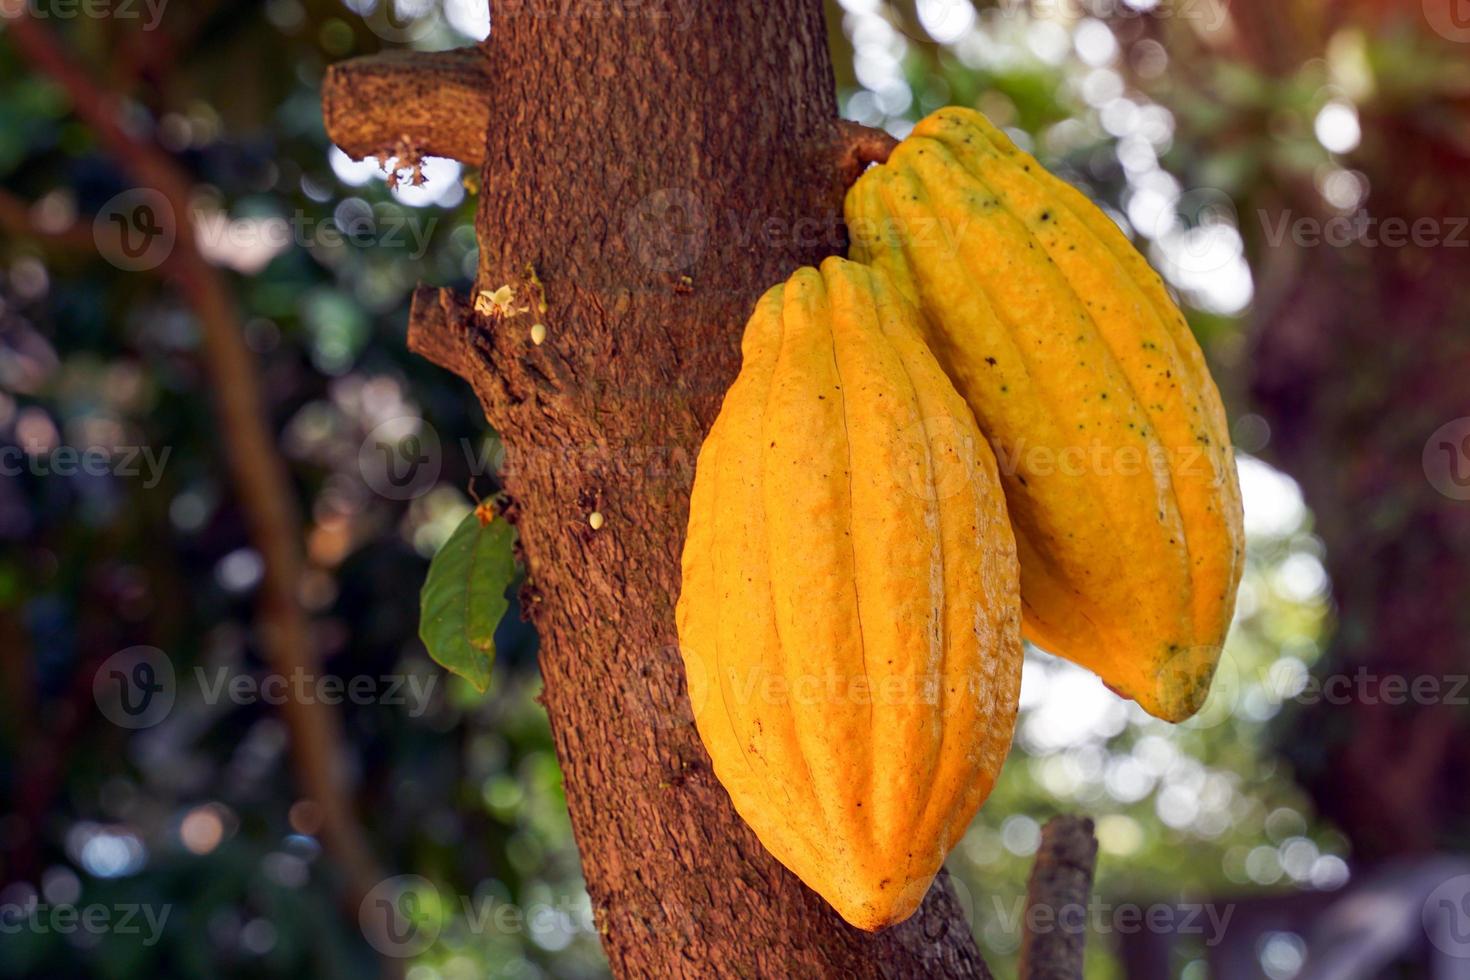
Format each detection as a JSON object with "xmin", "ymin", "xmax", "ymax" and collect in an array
[
  {"xmin": 1018, "ymin": 817, "xmax": 1098, "ymax": 980},
  {"xmin": 327, "ymin": 2, "xmax": 996, "ymax": 975}
]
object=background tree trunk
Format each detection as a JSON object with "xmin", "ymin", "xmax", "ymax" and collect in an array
[
  {"xmin": 1125, "ymin": 0, "xmax": 1470, "ymax": 867},
  {"xmin": 1226, "ymin": 0, "xmax": 1470, "ymax": 862},
  {"xmin": 348, "ymin": 2, "xmax": 992, "ymax": 974},
  {"xmin": 1252, "ymin": 197, "xmax": 1470, "ymax": 862}
]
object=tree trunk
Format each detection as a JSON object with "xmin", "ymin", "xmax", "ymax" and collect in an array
[
  {"xmin": 1253, "ymin": 224, "xmax": 1470, "ymax": 861},
  {"xmin": 335, "ymin": 2, "xmax": 991, "ymax": 975},
  {"xmin": 1248, "ymin": 104, "xmax": 1470, "ymax": 861},
  {"xmin": 1156, "ymin": 0, "xmax": 1470, "ymax": 866}
]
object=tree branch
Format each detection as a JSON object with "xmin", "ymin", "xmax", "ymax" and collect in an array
[
  {"xmin": 1019, "ymin": 816, "xmax": 1099, "ymax": 979},
  {"xmin": 406, "ymin": 284, "xmax": 472, "ymax": 376},
  {"xmin": 3, "ymin": 9, "xmax": 390, "ymax": 937},
  {"xmin": 834, "ymin": 119, "xmax": 900, "ymax": 187},
  {"xmin": 323, "ymin": 47, "xmax": 493, "ymax": 167}
]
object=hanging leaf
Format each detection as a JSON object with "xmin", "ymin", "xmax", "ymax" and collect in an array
[{"xmin": 419, "ymin": 499, "xmax": 516, "ymax": 692}]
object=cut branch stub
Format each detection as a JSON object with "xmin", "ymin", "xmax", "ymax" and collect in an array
[
  {"xmin": 834, "ymin": 119, "xmax": 900, "ymax": 188},
  {"xmin": 406, "ymin": 283, "xmax": 540, "ymax": 431},
  {"xmin": 406, "ymin": 284, "xmax": 474, "ymax": 378},
  {"xmin": 323, "ymin": 47, "xmax": 493, "ymax": 167}
]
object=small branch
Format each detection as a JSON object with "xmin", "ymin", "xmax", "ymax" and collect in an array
[
  {"xmin": 323, "ymin": 48, "xmax": 493, "ymax": 167},
  {"xmin": 1019, "ymin": 816, "xmax": 1099, "ymax": 980},
  {"xmin": 0, "ymin": 188, "xmax": 96, "ymax": 252},
  {"xmin": 834, "ymin": 119, "xmax": 899, "ymax": 187},
  {"xmin": 407, "ymin": 284, "xmax": 475, "ymax": 377},
  {"xmin": 407, "ymin": 283, "xmax": 543, "ymax": 432}
]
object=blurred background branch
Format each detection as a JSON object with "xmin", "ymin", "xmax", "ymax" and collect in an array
[{"xmin": 3, "ymin": 4, "xmax": 388, "ymax": 936}]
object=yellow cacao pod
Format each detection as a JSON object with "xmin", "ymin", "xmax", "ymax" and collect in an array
[
  {"xmin": 676, "ymin": 257, "xmax": 1022, "ymax": 931},
  {"xmin": 845, "ymin": 107, "xmax": 1245, "ymax": 722}
]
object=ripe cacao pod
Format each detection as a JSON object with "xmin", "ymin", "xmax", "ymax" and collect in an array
[
  {"xmin": 676, "ymin": 257, "xmax": 1022, "ymax": 931},
  {"xmin": 845, "ymin": 107, "xmax": 1245, "ymax": 722}
]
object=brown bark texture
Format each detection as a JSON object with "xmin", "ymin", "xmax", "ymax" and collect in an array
[
  {"xmin": 331, "ymin": 2, "xmax": 994, "ymax": 976},
  {"xmin": 1018, "ymin": 817, "xmax": 1098, "ymax": 980},
  {"xmin": 323, "ymin": 48, "xmax": 493, "ymax": 167}
]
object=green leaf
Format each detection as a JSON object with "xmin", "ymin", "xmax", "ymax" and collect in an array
[{"xmin": 419, "ymin": 501, "xmax": 516, "ymax": 692}]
